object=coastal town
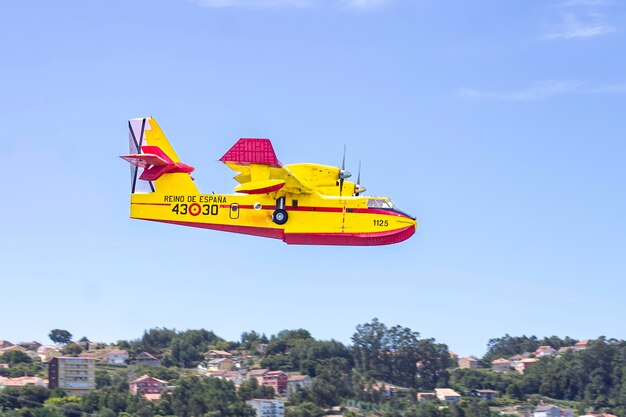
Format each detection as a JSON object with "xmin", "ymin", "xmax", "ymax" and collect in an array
[{"xmin": 1, "ymin": 324, "xmax": 624, "ymax": 417}]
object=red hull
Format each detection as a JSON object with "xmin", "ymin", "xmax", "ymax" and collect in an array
[{"xmin": 137, "ymin": 219, "xmax": 415, "ymax": 246}]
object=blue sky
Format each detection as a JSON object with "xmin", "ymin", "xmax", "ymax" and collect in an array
[{"xmin": 1, "ymin": 0, "xmax": 625, "ymax": 356}]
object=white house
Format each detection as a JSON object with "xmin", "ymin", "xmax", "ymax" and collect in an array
[
  {"xmin": 435, "ymin": 388, "xmax": 461, "ymax": 403},
  {"xmin": 246, "ymin": 399, "xmax": 285, "ymax": 417},
  {"xmin": 516, "ymin": 358, "xmax": 538, "ymax": 373},
  {"xmin": 37, "ymin": 346, "xmax": 62, "ymax": 363},
  {"xmin": 107, "ymin": 349, "xmax": 129, "ymax": 365},
  {"xmin": 573, "ymin": 340, "xmax": 590, "ymax": 351},
  {"xmin": 491, "ymin": 358, "xmax": 511, "ymax": 372},
  {"xmin": 535, "ymin": 346, "xmax": 556, "ymax": 357},
  {"xmin": 458, "ymin": 357, "xmax": 479, "ymax": 369},
  {"xmin": 286, "ymin": 375, "xmax": 312, "ymax": 395},
  {"xmin": 534, "ymin": 405, "xmax": 573, "ymax": 417}
]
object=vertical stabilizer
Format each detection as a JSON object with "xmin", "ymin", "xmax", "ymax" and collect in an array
[{"xmin": 124, "ymin": 117, "xmax": 199, "ymax": 194}]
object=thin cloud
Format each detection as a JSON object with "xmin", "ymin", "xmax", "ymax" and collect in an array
[
  {"xmin": 458, "ymin": 80, "xmax": 626, "ymax": 101},
  {"xmin": 587, "ymin": 84, "xmax": 626, "ymax": 93},
  {"xmin": 458, "ymin": 81, "xmax": 585, "ymax": 101},
  {"xmin": 542, "ymin": 12, "xmax": 615, "ymax": 40},
  {"xmin": 193, "ymin": 0, "xmax": 396, "ymax": 8},
  {"xmin": 193, "ymin": 0, "xmax": 310, "ymax": 8},
  {"xmin": 542, "ymin": 0, "xmax": 616, "ymax": 40},
  {"xmin": 342, "ymin": 0, "xmax": 393, "ymax": 10},
  {"xmin": 559, "ymin": 0, "xmax": 612, "ymax": 6}
]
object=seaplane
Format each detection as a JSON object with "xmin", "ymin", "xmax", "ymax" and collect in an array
[{"xmin": 121, "ymin": 117, "xmax": 416, "ymax": 245}]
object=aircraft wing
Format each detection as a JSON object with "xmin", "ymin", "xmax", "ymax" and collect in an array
[{"xmin": 220, "ymin": 139, "xmax": 314, "ymax": 194}]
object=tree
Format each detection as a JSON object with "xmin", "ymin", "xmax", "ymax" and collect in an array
[
  {"xmin": 0, "ymin": 350, "xmax": 33, "ymax": 366},
  {"xmin": 238, "ymin": 377, "xmax": 275, "ymax": 401},
  {"xmin": 505, "ymin": 383, "xmax": 524, "ymax": 400},
  {"xmin": 48, "ymin": 329, "xmax": 72, "ymax": 345},
  {"xmin": 171, "ymin": 376, "xmax": 254, "ymax": 417},
  {"xmin": 352, "ymin": 318, "xmax": 390, "ymax": 380},
  {"xmin": 0, "ymin": 387, "xmax": 20, "ymax": 410},
  {"xmin": 6, "ymin": 362, "xmax": 44, "ymax": 378},
  {"xmin": 416, "ymin": 338, "xmax": 452, "ymax": 389},
  {"xmin": 309, "ymin": 358, "xmax": 353, "ymax": 407},
  {"xmin": 352, "ymin": 319, "xmax": 448, "ymax": 389},
  {"xmin": 484, "ymin": 334, "xmax": 539, "ymax": 363},
  {"xmin": 285, "ymin": 402, "xmax": 324, "ymax": 417},
  {"xmin": 18, "ymin": 385, "xmax": 50, "ymax": 408},
  {"xmin": 140, "ymin": 327, "xmax": 177, "ymax": 353},
  {"xmin": 464, "ymin": 400, "xmax": 491, "ymax": 417},
  {"xmin": 287, "ymin": 338, "xmax": 352, "ymax": 376},
  {"xmin": 63, "ymin": 343, "xmax": 82, "ymax": 356},
  {"xmin": 387, "ymin": 325, "xmax": 421, "ymax": 387},
  {"xmin": 134, "ymin": 365, "xmax": 181, "ymax": 382},
  {"xmin": 95, "ymin": 369, "xmax": 112, "ymax": 388},
  {"xmin": 241, "ymin": 330, "xmax": 268, "ymax": 350},
  {"xmin": 266, "ymin": 329, "xmax": 313, "ymax": 356},
  {"xmin": 483, "ymin": 334, "xmax": 577, "ymax": 364},
  {"xmin": 169, "ymin": 329, "xmax": 221, "ymax": 368}
]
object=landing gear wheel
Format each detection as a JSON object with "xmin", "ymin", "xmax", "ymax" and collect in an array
[{"xmin": 272, "ymin": 209, "xmax": 288, "ymax": 225}]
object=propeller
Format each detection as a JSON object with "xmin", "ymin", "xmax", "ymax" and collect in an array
[
  {"xmin": 338, "ymin": 145, "xmax": 351, "ymax": 196},
  {"xmin": 353, "ymin": 160, "xmax": 367, "ymax": 196}
]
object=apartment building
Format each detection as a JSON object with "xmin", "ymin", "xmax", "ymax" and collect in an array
[{"xmin": 48, "ymin": 356, "xmax": 95, "ymax": 396}]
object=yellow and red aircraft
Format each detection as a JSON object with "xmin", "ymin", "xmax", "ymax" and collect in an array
[{"xmin": 121, "ymin": 117, "xmax": 416, "ymax": 246}]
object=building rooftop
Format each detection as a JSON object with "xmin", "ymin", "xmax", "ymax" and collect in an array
[
  {"xmin": 0, "ymin": 376, "xmax": 48, "ymax": 387},
  {"xmin": 435, "ymin": 388, "xmax": 461, "ymax": 397},
  {"xmin": 208, "ymin": 350, "xmax": 232, "ymax": 356},
  {"xmin": 210, "ymin": 357, "xmax": 231, "ymax": 363},
  {"xmin": 54, "ymin": 356, "xmax": 95, "ymax": 361},
  {"xmin": 535, "ymin": 405, "xmax": 559, "ymax": 412},
  {"xmin": 248, "ymin": 369, "xmax": 269, "ymax": 376},
  {"xmin": 137, "ymin": 352, "xmax": 159, "ymax": 360},
  {"xmin": 288, "ymin": 375, "xmax": 310, "ymax": 381},
  {"xmin": 131, "ymin": 375, "xmax": 167, "ymax": 384}
]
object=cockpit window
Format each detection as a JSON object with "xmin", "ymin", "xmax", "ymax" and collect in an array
[
  {"xmin": 367, "ymin": 199, "xmax": 394, "ymax": 209},
  {"xmin": 367, "ymin": 199, "xmax": 380, "ymax": 208},
  {"xmin": 367, "ymin": 199, "xmax": 415, "ymax": 220},
  {"xmin": 367, "ymin": 198, "xmax": 415, "ymax": 220}
]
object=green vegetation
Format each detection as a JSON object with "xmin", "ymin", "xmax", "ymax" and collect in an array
[
  {"xmin": 352, "ymin": 318, "xmax": 451, "ymax": 389},
  {"xmin": 48, "ymin": 329, "xmax": 72, "ymax": 345},
  {"xmin": 0, "ymin": 351, "xmax": 32, "ymax": 367},
  {"xmin": 2, "ymin": 321, "xmax": 626, "ymax": 417},
  {"xmin": 0, "ymin": 352, "xmax": 45, "ymax": 379},
  {"xmin": 448, "ymin": 338, "xmax": 626, "ymax": 416},
  {"xmin": 483, "ymin": 335, "xmax": 578, "ymax": 364},
  {"xmin": 62, "ymin": 343, "xmax": 82, "ymax": 357}
]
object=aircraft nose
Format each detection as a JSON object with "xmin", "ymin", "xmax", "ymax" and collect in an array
[{"xmin": 387, "ymin": 220, "xmax": 416, "ymax": 244}]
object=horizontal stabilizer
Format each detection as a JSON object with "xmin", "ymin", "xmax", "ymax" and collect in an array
[
  {"xmin": 120, "ymin": 145, "xmax": 194, "ymax": 182},
  {"xmin": 220, "ymin": 138, "xmax": 280, "ymax": 167},
  {"xmin": 120, "ymin": 153, "xmax": 169, "ymax": 168},
  {"xmin": 140, "ymin": 164, "xmax": 173, "ymax": 181}
]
